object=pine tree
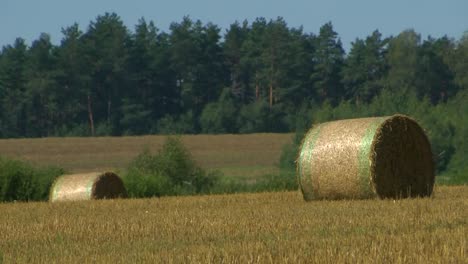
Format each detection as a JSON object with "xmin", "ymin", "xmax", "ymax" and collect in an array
[
  {"xmin": 24, "ymin": 33, "xmax": 58, "ymax": 136},
  {"xmin": 310, "ymin": 22, "xmax": 345, "ymax": 105},
  {"xmin": 82, "ymin": 12, "xmax": 130, "ymax": 135},
  {"xmin": 0, "ymin": 38, "xmax": 29, "ymax": 137},
  {"xmin": 384, "ymin": 29, "xmax": 420, "ymax": 95},
  {"xmin": 223, "ymin": 21, "xmax": 250, "ymax": 101},
  {"xmin": 342, "ymin": 30, "xmax": 388, "ymax": 103}
]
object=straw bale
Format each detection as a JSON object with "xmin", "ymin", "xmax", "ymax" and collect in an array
[
  {"xmin": 49, "ymin": 172, "xmax": 127, "ymax": 202},
  {"xmin": 297, "ymin": 115, "xmax": 434, "ymax": 200}
]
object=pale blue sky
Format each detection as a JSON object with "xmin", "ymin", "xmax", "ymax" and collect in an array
[{"xmin": 1, "ymin": 0, "xmax": 467, "ymax": 52}]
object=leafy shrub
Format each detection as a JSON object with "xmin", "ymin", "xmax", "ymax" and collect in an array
[
  {"xmin": 120, "ymin": 98, "xmax": 151, "ymax": 135},
  {"xmin": 123, "ymin": 137, "xmax": 218, "ymax": 198},
  {"xmin": 0, "ymin": 157, "xmax": 64, "ymax": 202},
  {"xmin": 155, "ymin": 113, "xmax": 196, "ymax": 134},
  {"xmin": 255, "ymin": 172, "xmax": 298, "ymax": 191},
  {"xmin": 95, "ymin": 122, "xmax": 113, "ymax": 136},
  {"xmin": 208, "ymin": 172, "xmax": 298, "ymax": 195},
  {"xmin": 200, "ymin": 88, "xmax": 239, "ymax": 134}
]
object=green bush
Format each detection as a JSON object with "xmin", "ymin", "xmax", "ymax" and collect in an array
[
  {"xmin": 255, "ymin": 172, "xmax": 298, "ymax": 191},
  {"xmin": 237, "ymin": 100, "xmax": 289, "ymax": 133},
  {"xmin": 208, "ymin": 171, "xmax": 298, "ymax": 195},
  {"xmin": 123, "ymin": 137, "xmax": 218, "ymax": 198},
  {"xmin": 436, "ymin": 168, "xmax": 468, "ymax": 185},
  {"xmin": 200, "ymin": 88, "xmax": 239, "ymax": 134},
  {"xmin": 155, "ymin": 112, "xmax": 196, "ymax": 134},
  {"xmin": 279, "ymin": 132, "xmax": 306, "ymax": 172},
  {"xmin": 0, "ymin": 157, "xmax": 64, "ymax": 202}
]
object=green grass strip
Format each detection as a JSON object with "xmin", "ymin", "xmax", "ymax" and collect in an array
[
  {"xmin": 358, "ymin": 118, "xmax": 386, "ymax": 197},
  {"xmin": 298, "ymin": 124, "xmax": 322, "ymax": 200}
]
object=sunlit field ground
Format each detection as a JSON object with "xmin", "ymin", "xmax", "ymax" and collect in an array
[
  {"xmin": 0, "ymin": 134, "xmax": 466, "ymax": 262},
  {"xmin": 0, "ymin": 186, "xmax": 466, "ymax": 263},
  {"xmin": 0, "ymin": 133, "xmax": 293, "ymax": 178}
]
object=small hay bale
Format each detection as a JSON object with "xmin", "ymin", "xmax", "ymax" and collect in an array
[
  {"xmin": 49, "ymin": 172, "xmax": 127, "ymax": 202},
  {"xmin": 297, "ymin": 114, "xmax": 434, "ymax": 200}
]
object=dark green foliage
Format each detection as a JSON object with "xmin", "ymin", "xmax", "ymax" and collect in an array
[
  {"xmin": 0, "ymin": 38, "xmax": 29, "ymax": 138},
  {"xmin": 0, "ymin": 14, "xmax": 467, "ymax": 184},
  {"xmin": 122, "ymin": 149, "xmax": 173, "ymax": 197},
  {"xmin": 279, "ymin": 142, "xmax": 298, "ymax": 172},
  {"xmin": 123, "ymin": 136, "xmax": 299, "ymax": 197},
  {"xmin": 311, "ymin": 22, "xmax": 345, "ymax": 105},
  {"xmin": 209, "ymin": 172, "xmax": 297, "ymax": 195},
  {"xmin": 443, "ymin": 89, "xmax": 468, "ymax": 182},
  {"xmin": 120, "ymin": 98, "xmax": 151, "ymax": 135},
  {"xmin": 342, "ymin": 30, "xmax": 388, "ymax": 103},
  {"xmin": 237, "ymin": 100, "xmax": 271, "ymax": 133},
  {"xmin": 437, "ymin": 170, "xmax": 468, "ymax": 186},
  {"xmin": 81, "ymin": 13, "xmax": 130, "ymax": 136},
  {"xmin": 169, "ymin": 17, "xmax": 227, "ymax": 118},
  {"xmin": 155, "ymin": 112, "xmax": 196, "ymax": 134},
  {"xmin": 123, "ymin": 137, "xmax": 218, "ymax": 197},
  {"xmin": 0, "ymin": 157, "xmax": 64, "ymax": 202},
  {"xmin": 235, "ymin": 100, "xmax": 289, "ymax": 133},
  {"xmin": 257, "ymin": 172, "xmax": 298, "ymax": 191},
  {"xmin": 200, "ymin": 88, "xmax": 239, "ymax": 133},
  {"xmin": 416, "ymin": 37, "xmax": 458, "ymax": 103},
  {"xmin": 278, "ymin": 87, "xmax": 468, "ymax": 185}
]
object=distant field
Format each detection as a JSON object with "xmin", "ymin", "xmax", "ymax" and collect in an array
[
  {"xmin": 0, "ymin": 186, "xmax": 466, "ymax": 263},
  {"xmin": 0, "ymin": 133, "xmax": 293, "ymax": 177}
]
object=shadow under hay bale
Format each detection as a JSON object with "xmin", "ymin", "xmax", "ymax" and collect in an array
[
  {"xmin": 297, "ymin": 115, "xmax": 434, "ymax": 200},
  {"xmin": 49, "ymin": 172, "xmax": 127, "ymax": 202}
]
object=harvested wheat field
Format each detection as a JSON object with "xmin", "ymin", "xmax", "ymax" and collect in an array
[{"xmin": 0, "ymin": 186, "xmax": 466, "ymax": 263}]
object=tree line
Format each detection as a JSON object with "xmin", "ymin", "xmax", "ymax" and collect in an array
[{"xmin": 0, "ymin": 13, "xmax": 467, "ymax": 178}]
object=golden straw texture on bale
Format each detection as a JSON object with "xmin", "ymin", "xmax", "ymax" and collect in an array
[
  {"xmin": 49, "ymin": 172, "xmax": 127, "ymax": 202},
  {"xmin": 297, "ymin": 115, "xmax": 434, "ymax": 200}
]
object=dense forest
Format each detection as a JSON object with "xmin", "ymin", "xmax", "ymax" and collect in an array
[{"xmin": 0, "ymin": 13, "xmax": 467, "ymax": 178}]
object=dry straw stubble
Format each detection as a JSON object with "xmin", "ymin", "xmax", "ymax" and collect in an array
[
  {"xmin": 298, "ymin": 115, "xmax": 434, "ymax": 200},
  {"xmin": 49, "ymin": 172, "xmax": 127, "ymax": 202}
]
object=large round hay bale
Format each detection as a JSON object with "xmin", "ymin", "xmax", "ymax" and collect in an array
[
  {"xmin": 49, "ymin": 172, "xmax": 127, "ymax": 202},
  {"xmin": 297, "ymin": 115, "xmax": 434, "ymax": 200}
]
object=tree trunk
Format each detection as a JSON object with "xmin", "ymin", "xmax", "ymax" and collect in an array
[
  {"xmin": 256, "ymin": 83, "xmax": 260, "ymax": 101},
  {"xmin": 107, "ymin": 98, "xmax": 111, "ymax": 125},
  {"xmin": 269, "ymin": 83, "xmax": 273, "ymax": 108},
  {"xmin": 87, "ymin": 94, "xmax": 95, "ymax": 136},
  {"xmin": 255, "ymin": 73, "xmax": 260, "ymax": 101}
]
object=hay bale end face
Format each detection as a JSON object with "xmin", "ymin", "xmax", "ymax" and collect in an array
[
  {"xmin": 49, "ymin": 172, "xmax": 127, "ymax": 202},
  {"xmin": 297, "ymin": 115, "xmax": 434, "ymax": 200}
]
